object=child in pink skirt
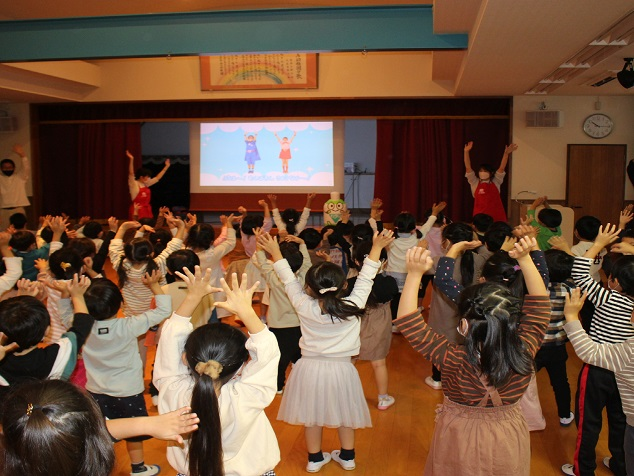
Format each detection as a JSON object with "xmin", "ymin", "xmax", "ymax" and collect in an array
[{"xmin": 258, "ymin": 230, "xmax": 394, "ymax": 473}]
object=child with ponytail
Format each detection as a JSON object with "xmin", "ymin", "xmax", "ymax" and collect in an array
[
  {"xmin": 258, "ymin": 229, "xmax": 394, "ymax": 472},
  {"xmin": 394, "ymin": 237, "xmax": 550, "ymax": 475},
  {"xmin": 424, "ymin": 222, "xmax": 486, "ymax": 389},
  {"xmin": 268, "ymin": 193, "xmax": 315, "ymax": 237},
  {"xmin": 154, "ymin": 268, "xmax": 281, "ymax": 476}
]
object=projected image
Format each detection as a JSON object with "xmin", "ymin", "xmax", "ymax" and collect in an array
[{"xmin": 200, "ymin": 121, "xmax": 334, "ymax": 187}]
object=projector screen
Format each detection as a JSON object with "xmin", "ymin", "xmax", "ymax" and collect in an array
[{"xmin": 190, "ymin": 120, "xmax": 344, "ymax": 194}]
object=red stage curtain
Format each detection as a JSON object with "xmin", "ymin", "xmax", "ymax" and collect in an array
[
  {"xmin": 374, "ymin": 118, "xmax": 510, "ymax": 223},
  {"xmin": 40, "ymin": 123, "xmax": 140, "ymax": 218}
]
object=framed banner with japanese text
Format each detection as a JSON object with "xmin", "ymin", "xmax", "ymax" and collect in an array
[{"xmin": 200, "ymin": 53, "xmax": 318, "ymax": 91}]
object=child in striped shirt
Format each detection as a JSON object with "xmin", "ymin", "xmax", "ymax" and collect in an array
[
  {"xmin": 563, "ymin": 223, "xmax": 634, "ymax": 476},
  {"xmin": 395, "ymin": 237, "xmax": 550, "ymax": 476}
]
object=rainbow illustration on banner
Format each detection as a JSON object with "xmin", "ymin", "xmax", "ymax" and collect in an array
[{"xmin": 219, "ymin": 67, "xmax": 289, "ymax": 85}]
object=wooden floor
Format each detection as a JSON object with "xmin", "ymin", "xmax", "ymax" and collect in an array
[{"xmin": 112, "ymin": 301, "xmax": 616, "ymax": 476}]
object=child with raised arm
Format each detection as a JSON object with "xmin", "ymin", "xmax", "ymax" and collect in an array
[
  {"xmin": 186, "ymin": 214, "xmax": 237, "ymax": 321},
  {"xmin": 562, "ymin": 224, "xmax": 632, "ymax": 476},
  {"xmin": 563, "ymin": 288, "xmax": 634, "ymax": 475},
  {"xmin": 0, "ymin": 231, "xmax": 22, "ymax": 300},
  {"xmin": 253, "ymin": 231, "xmax": 312, "ymax": 394},
  {"xmin": 526, "ymin": 196, "xmax": 562, "ymax": 251},
  {"xmin": 10, "ymin": 215, "xmax": 66, "ymax": 281},
  {"xmin": 268, "ymin": 193, "xmax": 314, "ymax": 236},
  {"xmin": 126, "ymin": 150, "xmax": 170, "ymax": 220},
  {"xmin": 78, "ymin": 271, "xmax": 172, "ymax": 476},
  {"xmin": 260, "ymin": 229, "xmax": 394, "ymax": 472},
  {"xmin": 394, "ymin": 237, "xmax": 550, "ymax": 476},
  {"xmin": 154, "ymin": 268, "xmax": 281, "ymax": 476},
  {"xmin": 0, "ymin": 275, "xmax": 94, "ymax": 405},
  {"xmin": 464, "ymin": 141, "xmax": 516, "ymax": 222}
]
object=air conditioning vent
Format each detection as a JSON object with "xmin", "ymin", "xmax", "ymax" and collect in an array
[{"xmin": 525, "ymin": 110, "xmax": 563, "ymax": 128}]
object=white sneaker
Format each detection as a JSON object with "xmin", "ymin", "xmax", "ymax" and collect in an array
[
  {"xmin": 561, "ymin": 463, "xmax": 574, "ymax": 475},
  {"xmin": 391, "ymin": 324, "xmax": 401, "ymax": 334},
  {"xmin": 151, "ymin": 395, "xmax": 159, "ymax": 407},
  {"xmin": 130, "ymin": 464, "xmax": 160, "ymax": 476},
  {"xmin": 425, "ymin": 376, "xmax": 442, "ymax": 390},
  {"xmin": 306, "ymin": 453, "xmax": 331, "ymax": 473},
  {"xmin": 276, "ymin": 388, "xmax": 284, "ymax": 395},
  {"xmin": 377, "ymin": 395, "xmax": 395, "ymax": 410},
  {"xmin": 603, "ymin": 457, "xmax": 610, "ymax": 469},
  {"xmin": 331, "ymin": 450, "xmax": 356, "ymax": 471},
  {"xmin": 559, "ymin": 411, "xmax": 574, "ymax": 427}
]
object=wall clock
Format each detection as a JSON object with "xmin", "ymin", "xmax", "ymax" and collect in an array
[{"xmin": 583, "ymin": 113, "xmax": 613, "ymax": 138}]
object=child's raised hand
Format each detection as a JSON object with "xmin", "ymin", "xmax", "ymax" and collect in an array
[
  {"xmin": 175, "ymin": 265, "xmax": 218, "ymax": 299},
  {"xmin": 257, "ymin": 233, "xmax": 282, "ymax": 261},
  {"xmin": 142, "ymin": 269, "xmax": 163, "ymax": 287},
  {"xmin": 611, "ymin": 242, "xmax": 634, "ymax": 255},
  {"xmin": 284, "ymin": 234, "xmax": 304, "ymax": 245},
  {"xmin": 500, "ymin": 236, "xmax": 518, "ymax": 252},
  {"xmin": 108, "ymin": 216, "xmax": 119, "ymax": 232},
  {"xmin": 513, "ymin": 224, "xmax": 537, "ymax": 241},
  {"xmin": 140, "ymin": 224, "xmax": 155, "ymax": 234},
  {"xmin": 340, "ymin": 209, "xmax": 351, "ymax": 223},
  {"xmin": 619, "ymin": 207, "xmax": 633, "ymax": 229},
  {"xmin": 464, "ymin": 141, "xmax": 473, "ymax": 152},
  {"xmin": 17, "ymin": 278, "xmax": 43, "ymax": 298},
  {"xmin": 164, "ymin": 158, "xmax": 171, "ymax": 168},
  {"xmin": 68, "ymin": 273, "xmax": 91, "ymax": 298},
  {"xmin": 267, "ymin": 194, "xmax": 277, "ymax": 208},
  {"xmin": 508, "ymin": 236, "xmax": 536, "ymax": 260},
  {"xmin": 405, "ymin": 246, "xmax": 433, "ymax": 275},
  {"xmin": 133, "ymin": 202, "xmax": 141, "ymax": 215},
  {"xmin": 34, "ymin": 258, "xmax": 49, "ymax": 271},
  {"xmin": 126, "ymin": 149, "xmax": 134, "ymax": 160},
  {"xmin": 159, "ymin": 206, "xmax": 170, "ymax": 217},
  {"xmin": 145, "ymin": 406, "xmax": 199, "ymax": 444},
  {"xmin": 78, "ymin": 215, "xmax": 91, "ymax": 226},
  {"xmin": 278, "ymin": 229, "xmax": 289, "ymax": 241},
  {"xmin": 370, "ymin": 198, "xmax": 383, "ymax": 210},
  {"xmin": 594, "ymin": 223, "xmax": 622, "ymax": 249},
  {"xmin": 237, "ymin": 206, "xmax": 247, "ymax": 215},
  {"xmin": 215, "ymin": 273, "xmax": 260, "ymax": 325},
  {"xmin": 50, "ymin": 216, "xmax": 68, "ymax": 234},
  {"xmin": 446, "ymin": 240, "xmax": 482, "ymax": 259},
  {"xmin": 66, "ymin": 229, "xmax": 78, "ymax": 240},
  {"xmin": 549, "ymin": 236, "xmax": 573, "ymax": 255},
  {"xmin": 225, "ymin": 213, "xmax": 236, "ymax": 226},
  {"xmin": 306, "ymin": 192, "xmax": 316, "ymax": 202},
  {"xmin": 322, "ymin": 228, "xmax": 334, "ymax": 239},
  {"xmin": 431, "ymin": 201, "xmax": 447, "ymax": 216},
  {"xmin": 121, "ymin": 220, "xmax": 141, "ymax": 231},
  {"xmin": 258, "ymin": 199, "xmax": 268, "ymax": 208},
  {"xmin": 372, "ymin": 229, "xmax": 395, "ymax": 250},
  {"xmin": 185, "ymin": 213, "xmax": 197, "ymax": 231},
  {"xmin": 564, "ymin": 288, "xmax": 587, "ymax": 323},
  {"xmin": 316, "ymin": 250, "xmax": 331, "ymax": 262}
]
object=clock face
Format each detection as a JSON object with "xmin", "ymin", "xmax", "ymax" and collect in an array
[{"xmin": 583, "ymin": 114, "xmax": 613, "ymax": 138}]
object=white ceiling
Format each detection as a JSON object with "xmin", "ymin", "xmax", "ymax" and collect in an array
[{"xmin": 0, "ymin": 0, "xmax": 633, "ymax": 101}]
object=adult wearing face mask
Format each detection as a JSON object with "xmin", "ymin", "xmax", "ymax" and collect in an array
[
  {"xmin": 0, "ymin": 144, "xmax": 30, "ymax": 228},
  {"xmin": 126, "ymin": 149, "xmax": 170, "ymax": 220},
  {"xmin": 464, "ymin": 141, "xmax": 517, "ymax": 223}
]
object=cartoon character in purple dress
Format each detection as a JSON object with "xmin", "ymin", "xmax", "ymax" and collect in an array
[{"xmin": 244, "ymin": 132, "xmax": 261, "ymax": 174}]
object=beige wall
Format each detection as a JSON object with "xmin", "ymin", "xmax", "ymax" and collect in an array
[
  {"xmin": 511, "ymin": 95, "xmax": 634, "ymax": 201},
  {"xmin": 0, "ymin": 103, "xmax": 32, "ymax": 196},
  {"xmin": 83, "ymin": 52, "xmax": 452, "ymax": 102}
]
